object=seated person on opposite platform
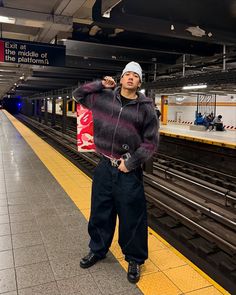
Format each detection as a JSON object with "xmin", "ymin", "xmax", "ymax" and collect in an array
[
  {"xmin": 212, "ymin": 115, "xmax": 225, "ymax": 131},
  {"xmin": 203, "ymin": 113, "xmax": 214, "ymax": 130},
  {"xmin": 194, "ymin": 112, "xmax": 204, "ymax": 125}
]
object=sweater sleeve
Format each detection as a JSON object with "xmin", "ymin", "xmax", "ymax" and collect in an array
[
  {"xmin": 72, "ymin": 80, "xmax": 103, "ymax": 110},
  {"xmin": 125, "ymin": 109, "xmax": 159, "ymax": 171}
]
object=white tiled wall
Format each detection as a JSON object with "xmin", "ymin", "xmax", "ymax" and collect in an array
[{"xmin": 156, "ymin": 95, "xmax": 236, "ymax": 126}]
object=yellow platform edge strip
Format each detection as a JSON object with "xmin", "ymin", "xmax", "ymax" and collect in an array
[
  {"xmin": 148, "ymin": 228, "xmax": 230, "ymax": 295},
  {"xmin": 3, "ymin": 110, "xmax": 230, "ymax": 295}
]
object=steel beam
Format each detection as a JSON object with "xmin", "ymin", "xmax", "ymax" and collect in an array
[
  {"xmin": 92, "ymin": 1, "xmax": 236, "ymax": 46},
  {"xmin": 26, "ymin": 77, "xmax": 77, "ymax": 85},
  {"xmin": 64, "ymin": 40, "xmax": 179, "ymax": 63}
]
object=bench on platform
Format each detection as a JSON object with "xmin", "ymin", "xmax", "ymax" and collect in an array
[{"xmin": 189, "ymin": 125, "xmax": 206, "ymax": 131}]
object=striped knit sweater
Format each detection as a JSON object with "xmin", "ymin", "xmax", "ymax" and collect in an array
[{"xmin": 73, "ymin": 80, "xmax": 159, "ymax": 171}]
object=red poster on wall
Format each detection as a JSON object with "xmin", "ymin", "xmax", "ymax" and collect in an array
[
  {"xmin": 0, "ymin": 40, "xmax": 5, "ymax": 62},
  {"xmin": 76, "ymin": 104, "xmax": 95, "ymax": 152}
]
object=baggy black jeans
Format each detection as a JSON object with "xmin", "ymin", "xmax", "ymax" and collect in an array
[{"xmin": 88, "ymin": 157, "xmax": 148, "ymax": 264}]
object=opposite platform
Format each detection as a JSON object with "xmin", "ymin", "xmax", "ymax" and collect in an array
[
  {"xmin": 160, "ymin": 123, "xmax": 236, "ymax": 149},
  {"xmin": 0, "ymin": 110, "xmax": 230, "ymax": 295}
]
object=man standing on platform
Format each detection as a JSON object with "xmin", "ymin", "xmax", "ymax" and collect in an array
[{"xmin": 73, "ymin": 61, "xmax": 158, "ymax": 283}]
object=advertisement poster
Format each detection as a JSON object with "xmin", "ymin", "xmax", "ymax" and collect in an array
[{"xmin": 76, "ymin": 104, "xmax": 95, "ymax": 152}]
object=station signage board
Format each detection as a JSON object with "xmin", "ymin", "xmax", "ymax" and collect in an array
[{"xmin": 0, "ymin": 38, "xmax": 65, "ymax": 66}]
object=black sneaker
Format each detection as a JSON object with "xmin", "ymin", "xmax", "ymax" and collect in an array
[
  {"xmin": 127, "ymin": 261, "xmax": 140, "ymax": 283},
  {"xmin": 80, "ymin": 252, "xmax": 105, "ymax": 269}
]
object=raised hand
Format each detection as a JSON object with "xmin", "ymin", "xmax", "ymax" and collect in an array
[{"xmin": 102, "ymin": 76, "xmax": 116, "ymax": 89}]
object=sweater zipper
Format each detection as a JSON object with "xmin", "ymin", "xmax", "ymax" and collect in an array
[
  {"xmin": 110, "ymin": 100, "xmax": 138, "ymax": 158},
  {"xmin": 111, "ymin": 106, "xmax": 123, "ymax": 157}
]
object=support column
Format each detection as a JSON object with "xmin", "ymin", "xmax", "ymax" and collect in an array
[
  {"xmin": 38, "ymin": 99, "xmax": 42, "ymax": 123},
  {"xmin": 72, "ymin": 100, "xmax": 75, "ymax": 113},
  {"xmin": 182, "ymin": 54, "xmax": 186, "ymax": 77},
  {"xmin": 24, "ymin": 99, "xmax": 30, "ymax": 116},
  {"xmin": 44, "ymin": 98, "xmax": 48, "ymax": 125},
  {"xmin": 33, "ymin": 100, "xmax": 37, "ymax": 117},
  {"xmin": 222, "ymin": 44, "xmax": 226, "ymax": 72},
  {"xmin": 161, "ymin": 95, "xmax": 168, "ymax": 125},
  {"xmin": 62, "ymin": 97, "xmax": 67, "ymax": 133},
  {"xmin": 51, "ymin": 97, "xmax": 56, "ymax": 127},
  {"xmin": 29, "ymin": 99, "xmax": 33, "ymax": 117}
]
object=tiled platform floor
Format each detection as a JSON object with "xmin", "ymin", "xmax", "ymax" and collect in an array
[{"xmin": 0, "ymin": 110, "xmax": 230, "ymax": 295}]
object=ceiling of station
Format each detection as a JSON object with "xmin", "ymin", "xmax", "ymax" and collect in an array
[{"xmin": 0, "ymin": 0, "xmax": 236, "ymax": 99}]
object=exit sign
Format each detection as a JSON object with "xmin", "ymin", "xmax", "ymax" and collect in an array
[{"xmin": 0, "ymin": 38, "xmax": 65, "ymax": 66}]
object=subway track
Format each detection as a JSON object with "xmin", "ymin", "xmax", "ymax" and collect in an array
[
  {"xmin": 17, "ymin": 114, "xmax": 236, "ymax": 293},
  {"xmin": 154, "ymin": 153, "xmax": 236, "ymax": 193}
]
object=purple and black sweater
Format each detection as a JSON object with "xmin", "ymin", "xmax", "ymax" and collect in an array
[{"xmin": 72, "ymin": 80, "xmax": 159, "ymax": 171}]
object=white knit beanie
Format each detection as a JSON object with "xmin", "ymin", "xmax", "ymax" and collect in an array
[{"xmin": 121, "ymin": 61, "xmax": 142, "ymax": 82}]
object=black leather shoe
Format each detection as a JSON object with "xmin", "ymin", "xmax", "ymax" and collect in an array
[
  {"xmin": 127, "ymin": 261, "xmax": 140, "ymax": 284},
  {"xmin": 80, "ymin": 252, "xmax": 104, "ymax": 269}
]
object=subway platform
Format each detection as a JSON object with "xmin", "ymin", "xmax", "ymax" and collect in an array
[
  {"xmin": 0, "ymin": 110, "xmax": 230, "ymax": 295},
  {"xmin": 160, "ymin": 123, "xmax": 236, "ymax": 149}
]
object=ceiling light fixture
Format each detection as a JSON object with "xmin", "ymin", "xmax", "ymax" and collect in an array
[
  {"xmin": 89, "ymin": 25, "xmax": 101, "ymax": 36},
  {"xmin": 0, "ymin": 16, "xmax": 15, "ymax": 24},
  {"xmin": 102, "ymin": 0, "xmax": 122, "ymax": 18},
  {"xmin": 182, "ymin": 84, "xmax": 207, "ymax": 90},
  {"xmin": 186, "ymin": 26, "xmax": 206, "ymax": 37}
]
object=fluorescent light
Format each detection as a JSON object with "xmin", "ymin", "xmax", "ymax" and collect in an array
[
  {"xmin": 0, "ymin": 16, "xmax": 15, "ymax": 24},
  {"xmin": 182, "ymin": 84, "xmax": 207, "ymax": 90},
  {"xmin": 176, "ymin": 97, "xmax": 185, "ymax": 103}
]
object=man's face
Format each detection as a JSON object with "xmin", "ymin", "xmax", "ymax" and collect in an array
[{"xmin": 120, "ymin": 71, "xmax": 141, "ymax": 90}]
